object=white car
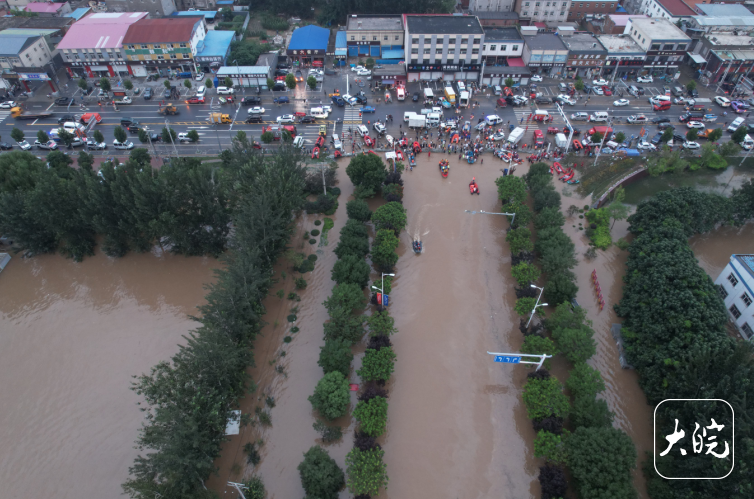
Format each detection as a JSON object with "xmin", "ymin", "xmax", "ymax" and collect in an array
[
  {"xmin": 350, "ymin": 65, "xmax": 366, "ymax": 72},
  {"xmin": 177, "ymin": 132, "xmax": 196, "ymax": 143},
  {"xmin": 475, "ymin": 121, "xmax": 488, "ymax": 131},
  {"xmin": 530, "ymin": 75, "xmax": 543, "ymax": 82},
  {"xmin": 195, "ymin": 72, "xmax": 205, "ymax": 81},
  {"xmin": 592, "ymin": 79, "xmax": 608, "ymax": 86},
  {"xmin": 682, "ymin": 141, "xmax": 701, "ymax": 149},
  {"xmin": 627, "ymin": 115, "xmax": 648, "ymax": 124},
  {"xmin": 276, "ymin": 115, "xmax": 295, "ymax": 124},
  {"xmin": 513, "ymin": 95, "xmax": 528, "ymax": 105},
  {"xmin": 385, "ymin": 135, "xmax": 394, "ymax": 146},
  {"xmin": 342, "ymin": 94, "xmax": 358, "ymax": 106},
  {"xmin": 613, "ymin": 99, "xmax": 630, "ymax": 107},
  {"xmin": 637, "ymin": 141, "xmax": 656, "ymax": 151},
  {"xmin": 17, "ymin": 140, "xmax": 31, "ymax": 150},
  {"xmin": 247, "ymin": 106, "xmax": 265, "ymax": 115},
  {"xmin": 592, "ymin": 87, "xmax": 604, "ymax": 95},
  {"xmin": 373, "ymin": 122, "xmax": 386, "ymax": 135},
  {"xmin": 571, "ymin": 112, "xmax": 589, "ymax": 121},
  {"xmin": 86, "ymin": 139, "xmax": 107, "ymax": 150},
  {"xmin": 0, "ymin": 101, "xmax": 17, "ymax": 109},
  {"xmin": 492, "ymin": 131, "xmax": 506, "ymax": 141},
  {"xmin": 686, "ymin": 121, "xmax": 705, "ymax": 129},
  {"xmin": 440, "ymin": 121, "xmax": 457, "ymax": 130},
  {"xmin": 637, "ymin": 75, "xmax": 654, "ymax": 83},
  {"xmin": 34, "ymin": 140, "xmax": 58, "ymax": 150},
  {"xmin": 557, "ymin": 95, "xmax": 576, "ymax": 105},
  {"xmin": 715, "ymin": 96, "xmax": 731, "ymax": 107},
  {"xmin": 113, "ymin": 140, "xmax": 134, "ymax": 150},
  {"xmin": 355, "ymin": 69, "xmax": 371, "ymax": 76},
  {"xmin": 485, "ymin": 114, "xmax": 503, "ymax": 125}
]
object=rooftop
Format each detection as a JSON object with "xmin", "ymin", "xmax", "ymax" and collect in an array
[
  {"xmin": 56, "ymin": 12, "xmax": 148, "ymax": 50},
  {"xmin": 346, "ymin": 15, "xmax": 402, "ymax": 31},
  {"xmin": 217, "ymin": 66, "xmax": 270, "ymax": 75},
  {"xmin": 471, "ymin": 11, "xmax": 519, "ymax": 20},
  {"xmin": 696, "ymin": 4, "xmax": 754, "ymax": 17},
  {"xmin": 706, "ymin": 33, "xmax": 754, "ymax": 46},
  {"xmin": 405, "ymin": 14, "xmax": 484, "ymax": 35},
  {"xmin": 195, "ymin": 30, "xmax": 233, "ymax": 58},
  {"xmin": 597, "ymin": 34, "xmax": 645, "ymax": 53},
  {"xmin": 692, "ymin": 15, "xmax": 754, "ymax": 27},
  {"xmin": 734, "ymin": 255, "xmax": 754, "ymax": 280},
  {"xmin": 521, "ymin": 32, "xmax": 568, "ymax": 51},
  {"xmin": 65, "ymin": 7, "xmax": 91, "ymax": 20},
  {"xmin": 0, "ymin": 34, "xmax": 41, "ymax": 56},
  {"xmin": 24, "ymin": 2, "xmax": 65, "ymax": 13},
  {"xmin": 608, "ymin": 14, "xmax": 649, "ymax": 27},
  {"xmin": 560, "ymin": 32, "xmax": 607, "ymax": 52},
  {"xmin": 711, "ymin": 48, "xmax": 754, "ymax": 61},
  {"xmin": 483, "ymin": 27, "xmax": 522, "ymax": 41},
  {"xmin": 287, "ymin": 24, "xmax": 330, "ymax": 50},
  {"xmin": 256, "ymin": 53, "xmax": 278, "ymax": 67},
  {"xmin": 173, "ymin": 10, "xmax": 218, "ymax": 19},
  {"xmin": 631, "ymin": 17, "xmax": 691, "ymax": 40},
  {"xmin": 656, "ymin": 0, "xmax": 696, "ymax": 17},
  {"xmin": 123, "ymin": 16, "xmax": 203, "ymax": 44}
]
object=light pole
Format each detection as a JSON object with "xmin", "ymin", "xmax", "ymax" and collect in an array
[
  {"xmin": 526, "ymin": 284, "xmax": 546, "ymax": 328},
  {"xmin": 592, "ymin": 116, "xmax": 611, "ymax": 167},
  {"xmin": 234, "ymin": 59, "xmax": 244, "ymax": 94},
  {"xmin": 165, "ymin": 118, "xmax": 178, "ymax": 156},
  {"xmin": 555, "ymin": 103, "xmax": 573, "ymax": 154},
  {"xmin": 371, "ymin": 272, "xmax": 395, "ymax": 306},
  {"xmin": 466, "ymin": 209, "xmax": 516, "ymax": 227}
]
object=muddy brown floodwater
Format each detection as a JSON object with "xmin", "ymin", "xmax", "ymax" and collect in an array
[{"xmin": 0, "ymin": 249, "xmax": 218, "ymax": 499}]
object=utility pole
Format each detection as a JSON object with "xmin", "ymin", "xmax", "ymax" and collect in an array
[{"xmin": 165, "ymin": 118, "xmax": 178, "ymax": 156}]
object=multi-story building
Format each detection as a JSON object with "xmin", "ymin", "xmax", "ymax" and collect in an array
[
  {"xmin": 0, "ymin": 34, "xmax": 53, "ymax": 69},
  {"xmin": 696, "ymin": 33, "xmax": 754, "ymax": 85},
  {"xmin": 521, "ymin": 26, "xmax": 569, "ymax": 76},
  {"xmin": 123, "ymin": 16, "xmax": 206, "ymax": 75},
  {"xmin": 597, "ymin": 34, "xmax": 647, "ymax": 79},
  {"xmin": 482, "ymin": 27, "xmax": 523, "ymax": 64},
  {"xmin": 24, "ymin": 2, "xmax": 72, "ymax": 16},
  {"xmin": 469, "ymin": 0, "xmax": 516, "ymax": 11},
  {"xmin": 560, "ymin": 30, "xmax": 607, "ymax": 78},
  {"xmin": 472, "ymin": 11, "xmax": 520, "ymax": 26},
  {"xmin": 404, "ymin": 14, "xmax": 485, "ymax": 82},
  {"xmin": 567, "ymin": 0, "xmax": 619, "ymax": 22},
  {"xmin": 57, "ymin": 12, "xmax": 149, "ymax": 79},
  {"xmin": 626, "ymin": 17, "xmax": 691, "ymax": 75},
  {"xmin": 714, "ymin": 254, "xmax": 754, "ymax": 341},
  {"xmin": 603, "ymin": 14, "xmax": 648, "ymax": 34},
  {"xmin": 345, "ymin": 15, "xmax": 404, "ymax": 59},
  {"xmin": 194, "ymin": 30, "xmax": 233, "ymax": 73},
  {"xmin": 106, "ymin": 0, "xmax": 178, "ymax": 18},
  {"xmin": 694, "ymin": 3, "xmax": 753, "ymax": 17},
  {"xmin": 637, "ymin": 0, "xmax": 696, "ymax": 23},
  {"xmin": 515, "ymin": 0, "xmax": 571, "ymax": 25}
]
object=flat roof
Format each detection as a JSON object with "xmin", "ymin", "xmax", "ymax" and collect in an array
[
  {"xmin": 472, "ymin": 11, "xmax": 519, "ymax": 20},
  {"xmin": 217, "ymin": 66, "xmax": 270, "ymax": 75},
  {"xmin": 656, "ymin": 0, "xmax": 696, "ymax": 17},
  {"xmin": 405, "ymin": 15, "xmax": 484, "ymax": 35},
  {"xmin": 712, "ymin": 49, "xmax": 754, "ymax": 61},
  {"xmin": 174, "ymin": 10, "xmax": 218, "ymax": 18},
  {"xmin": 696, "ymin": 4, "xmax": 754, "ymax": 17},
  {"xmin": 631, "ymin": 18, "xmax": 690, "ymax": 40},
  {"xmin": 693, "ymin": 16, "xmax": 754, "ymax": 27},
  {"xmin": 0, "ymin": 34, "xmax": 41, "ymax": 56},
  {"xmin": 25, "ymin": 2, "xmax": 64, "ymax": 13},
  {"xmin": 733, "ymin": 254, "xmax": 754, "ymax": 280},
  {"xmin": 196, "ymin": 30, "xmax": 233, "ymax": 58},
  {"xmin": 346, "ymin": 15, "xmax": 402, "ymax": 31},
  {"xmin": 287, "ymin": 24, "xmax": 329, "ymax": 50},
  {"xmin": 57, "ymin": 12, "xmax": 148, "ymax": 50},
  {"xmin": 560, "ymin": 32, "xmax": 607, "ymax": 52},
  {"xmin": 707, "ymin": 33, "xmax": 754, "ymax": 46},
  {"xmin": 609, "ymin": 14, "xmax": 649, "ymax": 26},
  {"xmin": 123, "ymin": 17, "xmax": 203, "ymax": 44},
  {"xmin": 335, "ymin": 30, "xmax": 346, "ymax": 48},
  {"xmin": 522, "ymin": 32, "xmax": 568, "ymax": 51},
  {"xmin": 65, "ymin": 7, "xmax": 91, "ymax": 20},
  {"xmin": 483, "ymin": 27, "xmax": 522, "ymax": 41},
  {"xmin": 596, "ymin": 34, "xmax": 644, "ymax": 53}
]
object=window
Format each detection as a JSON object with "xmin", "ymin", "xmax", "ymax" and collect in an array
[
  {"xmin": 730, "ymin": 304, "xmax": 742, "ymax": 319},
  {"xmin": 351, "ymin": 36, "xmax": 355, "ymax": 41},
  {"xmin": 546, "ymin": 1, "xmax": 550, "ymax": 5},
  {"xmin": 534, "ymin": 11, "xmax": 539, "ymax": 15},
  {"xmin": 719, "ymin": 285, "xmax": 729, "ymax": 299},
  {"xmin": 141, "ymin": 44, "xmax": 148, "ymax": 49},
  {"xmin": 561, "ymin": 10, "xmax": 565, "ymax": 15},
  {"xmin": 448, "ymin": 49, "xmax": 455, "ymax": 55},
  {"xmin": 395, "ymin": 35, "xmax": 399, "ymax": 41},
  {"xmin": 411, "ymin": 48, "xmax": 419, "ymax": 54},
  {"xmin": 525, "ymin": 1, "xmax": 530, "ymax": 4},
  {"xmin": 157, "ymin": 55, "xmax": 164, "ymax": 60},
  {"xmin": 677, "ymin": 44, "xmax": 687, "ymax": 50},
  {"xmin": 412, "ymin": 38, "xmax": 419, "ymax": 44},
  {"xmin": 601, "ymin": 3, "xmax": 605, "ymax": 6},
  {"xmin": 743, "ymin": 323, "xmax": 753, "ymax": 337},
  {"xmin": 543, "ymin": 11, "xmax": 548, "ymax": 15},
  {"xmin": 579, "ymin": 2, "xmax": 583, "ymax": 5},
  {"xmin": 490, "ymin": 44, "xmax": 496, "ymax": 50},
  {"xmin": 474, "ymin": 37, "xmax": 481, "ymax": 44},
  {"xmin": 472, "ymin": 48, "xmax": 479, "ymax": 54},
  {"xmin": 536, "ymin": 1, "xmax": 540, "ymax": 5},
  {"xmin": 523, "ymin": 10, "xmax": 528, "ymax": 15},
  {"xmin": 651, "ymin": 43, "xmax": 661, "ymax": 50},
  {"xmin": 460, "ymin": 48, "xmax": 467, "ymax": 54},
  {"xmin": 424, "ymin": 48, "xmax": 431, "ymax": 54},
  {"xmin": 423, "ymin": 59, "xmax": 430, "ymax": 65},
  {"xmin": 663, "ymin": 44, "xmax": 673, "ymax": 50},
  {"xmin": 373, "ymin": 36, "xmax": 377, "ymax": 41},
  {"xmin": 461, "ymin": 38, "xmax": 468, "ymax": 44},
  {"xmin": 384, "ymin": 36, "xmax": 388, "ymax": 41},
  {"xmin": 551, "ymin": 11, "xmax": 555, "ymax": 14},
  {"xmin": 742, "ymin": 292, "xmax": 752, "ymax": 307},
  {"xmin": 563, "ymin": 1, "xmax": 567, "ymax": 5},
  {"xmin": 182, "ymin": 53, "xmax": 190, "ymax": 59},
  {"xmin": 436, "ymin": 48, "xmax": 443, "ymax": 54},
  {"xmin": 362, "ymin": 36, "xmax": 366, "ymax": 41},
  {"xmin": 513, "ymin": 45, "xmax": 519, "ymax": 51},
  {"xmin": 728, "ymin": 273, "xmax": 739, "ymax": 287},
  {"xmin": 501, "ymin": 45, "xmax": 507, "ymax": 50}
]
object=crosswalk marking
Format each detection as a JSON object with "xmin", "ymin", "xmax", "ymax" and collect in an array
[
  {"xmin": 0, "ymin": 111, "xmax": 10, "ymax": 124},
  {"xmin": 343, "ymin": 107, "xmax": 362, "ymax": 124}
]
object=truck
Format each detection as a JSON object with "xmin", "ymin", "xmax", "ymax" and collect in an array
[
  {"xmin": 555, "ymin": 133, "xmax": 568, "ymax": 149},
  {"xmin": 444, "ymin": 86, "xmax": 456, "ymax": 104},
  {"xmin": 396, "ymin": 86, "xmax": 405, "ymax": 101},
  {"xmin": 459, "ymin": 91, "xmax": 470, "ymax": 108},
  {"xmin": 11, "ymin": 107, "xmax": 53, "ymax": 120},
  {"xmin": 507, "ymin": 127, "xmax": 525, "ymax": 145},
  {"xmin": 209, "ymin": 112, "xmax": 232, "ymax": 124},
  {"xmin": 423, "ymin": 88, "xmax": 434, "ymax": 104},
  {"xmin": 158, "ymin": 104, "xmax": 180, "ymax": 116},
  {"xmin": 408, "ymin": 115, "xmax": 426, "ymax": 128}
]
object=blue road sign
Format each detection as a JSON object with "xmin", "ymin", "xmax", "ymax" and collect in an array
[{"xmin": 494, "ymin": 355, "xmax": 521, "ymax": 364}]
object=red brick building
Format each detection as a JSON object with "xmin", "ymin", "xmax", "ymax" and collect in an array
[
  {"xmin": 568, "ymin": 0, "xmax": 619, "ymax": 22},
  {"xmin": 602, "ymin": 14, "xmax": 648, "ymax": 34}
]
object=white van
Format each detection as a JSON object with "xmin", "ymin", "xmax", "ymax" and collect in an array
[
  {"xmin": 423, "ymin": 88, "xmax": 434, "ymax": 101},
  {"xmin": 216, "ymin": 86, "xmax": 234, "ymax": 95},
  {"xmin": 534, "ymin": 110, "xmax": 550, "ymax": 121},
  {"xmin": 728, "ymin": 117, "xmax": 745, "ymax": 132},
  {"xmin": 426, "ymin": 113, "xmax": 441, "ymax": 127},
  {"xmin": 457, "ymin": 81, "xmax": 466, "ymax": 92},
  {"xmin": 649, "ymin": 95, "xmax": 670, "ymax": 106},
  {"xmin": 310, "ymin": 107, "xmax": 328, "ymax": 119},
  {"xmin": 420, "ymin": 108, "xmax": 434, "ymax": 116},
  {"xmin": 332, "ymin": 133, "xmax": 342, "ymax": 150},
  {"xmin": 196, "ymin": 85, "xmax": 206, "ymax": 98},
  {"xmin": 485, "ymin": 114, "xmax": 503, "ymax": 125},
  {"xmin": 432, "ymin": 106, "xmax": 442, "ymax": 114},
  {"xmin": 404, "ymin": 111, "xmax": 416, "ymax": 122},
  {"xmin": 292, "ymin": 135, "xmax": 305, "ymax": 148},
  {"xmin": 357, "ymin": 125, "xmax": 369, "ymax": 137},
  {"xmin": 590, "ymin": 111, "xmax": 609, "ymax": 122}
]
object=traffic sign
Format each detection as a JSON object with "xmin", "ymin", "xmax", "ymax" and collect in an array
[{"xmin": 494, "ymin": 355, "xmax": 521, "ymax": 364}]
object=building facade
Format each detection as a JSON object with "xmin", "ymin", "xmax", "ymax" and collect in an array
[
  {"xmin": 515, "ymin": 0, "xmax": 571, "ymax": 24},
  {"xmin": 286, "ymin": 24, "xmax": 329, "ymax": 66},
  {"xmin": 603, "ymin": 14, "xmax": 648, "ymax": 34},
  {"xmin": 521, "ymin": 27, "xmax": 569, "ymax": 76},
  {"xmin": 194, "ymin": 30, "xmax": 233, "ymax": 73},
  {"xmin": 567, "ymin": 0, "xmax": 619, "ymax": 22},
  {"xmin": 482, "ymin": 27, "xmax": 524, "ymax": 64},
  {"xmin": 561, "ymin": 31, "xmax": 607, "ymax": 78},
  {"xmin": 714, "ymin": 254, "xmax": 754, "ymax": 341},
  {"xmin": 106, "ymin": 0, "xmax": 178, "ymax": 18},
  {"xmin": 404, "ymin": 15, "xmax": 485, "ymax": 82},
  {"xmin": 345, "ymin": 15, "xmax": 404, "ymax": 59},
  {"xmin": 0, "ymin": 34, "xmax": 53, "ymax": 69},
  {"xmin": 637, "ymin": 0, "xmax": 696, "ymax": 23},
  {"xmin": 469, "ymin": 0, "xmax": 516, "ymax": 11},
  {"xmin": 627, "ymin": 17, "xmax": 691, "ymax": 74},
  {"xmin": 597, "ymin": 34, "xmax": 647, "ymax": 79},
  {"xmin": 123, "ymin": 16, "xmax": 206, "ymax": 75}
]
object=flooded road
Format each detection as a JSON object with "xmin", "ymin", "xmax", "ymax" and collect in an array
[
  {"xmin": 690, "ymin": 224, "xmax": 754, "ymax": 277},
  {"xmin": 0, "ymin": 249, "xmax": 218, "ymax": 499}
]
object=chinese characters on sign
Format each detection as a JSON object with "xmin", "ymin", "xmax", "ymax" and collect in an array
[{"xmin": 660, "ymin": 418, "xmax": 730, "ymax": 458}]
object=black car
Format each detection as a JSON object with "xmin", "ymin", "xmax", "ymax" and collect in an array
[
  {"xmin": 272, "ymin": 83, "xmax": 287, "ymax": 91},
  {"xmin": 245, "ymin": 116, "xmax": 263, "ymax": 123},
  {"xmin": 355, "ymin": 95, "xmax": 368, "ymax": 105},
  {"xmin": 300, "ymin": 116, "xmax": 316, "ymax": 123},
  {"xmin": 324, "ymin": 69, "xmax": 336, "ymax": 76},
  {"xmin": 652, "ymin": 117, "xmax": 670, "ymax": 124},
  {"xmin": 0, "ymin": 142, "xmax": 12, "ymax": 150},
  {"xmin": 58, "ymin": 115, "xmax": 76, "ymax": 125},
  {"xmin": 55, "ymin": 97, "xmax": 73, "ymax": 106},
  {"xmin": 412, "ymin": 92, "xmax": 420, "ymax": 102},
  {"xmin": 651, "ymin": 132, "xmax": 664, "ymax": 145},
  {"xmin": 274, "ymin": 69, "xmax": 289, "ymax": 77},
  {"xmin": 143, "ymin": 87, "xmax": 153, "ymax": 100},
  {"xmin": 535, "ymin": 96, "xmax": 551, "ymax": 104},
  {"xmin": 673, "ymin": 133, "xmax": 686, "ymax": 143},
  {"xmin": 658, "ymin": 122, "xmax": 674, "ymax": 130},
  {"xmin": 241, "ymin": 96, "xmax": 261, "ymax": 105},
  {"xmin": 688, "ymin": 88, "xmax": 699, "ymax": 98},
  {"xmin": 127, "ymin": 124, "xmax": 141, "ymax": 133}
]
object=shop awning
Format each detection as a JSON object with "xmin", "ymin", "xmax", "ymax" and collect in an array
[
  {"xmin": 534, "ymin": 22, "xmax": 546, "ymax": 28},
  {"xmin": 335, "ymin": 48, "xmax": 347, "ymax": 57},
  {"xmin": 507, "ymin": 58, "xmax": 525, "ymax": 67},
  {"xmin": 688, "ymin": 53, "xmax": 707, "ymax": 64},
  {"xmin": 381, "ymin": 49, "xmax": 404, "ymax": 59}
]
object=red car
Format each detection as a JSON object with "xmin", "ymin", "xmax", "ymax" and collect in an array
[
  {"xmin": 533, "ymin": 129, "xmax": 544, "ymax": 146},
  {"xmin": 275, "ymin": 75, "xmax": 286, "ymax": 81},
  {"xmin": 602, "ymin": 85, "xmax": 612, "ymax": 96},
  {"xmin": 572, "ymin": 139, "xmax": 583, "ymax": 151},
  {"xmin": 186, "ymin": 97, "xmax": 205, "ymax": 104},
  {"xmin": 547, "ymin": 126, "xmax": 560, "ymax": 134}
]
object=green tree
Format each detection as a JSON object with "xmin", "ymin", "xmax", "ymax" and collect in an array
[
  {"xmin": 162, "ymin": 127, "xmax": 177, "ymax": 143},
  {"xmin": 514, "ymin": 296, "xmax": 537, "ymax": 317},
  {"xmin": 661, "ymin": 127, "xmax": 673, "ymax": 143},
  {"xmin": 334, "ymin": 220, "xmax": 370, "ymax": 259},
  {"xmin": 205, "ymin": 78, "xmax": 214, "ymax": 89},
  {"xmin": 346, "ymin": 447, "xmax": 388, "ymax": 497},
  {"xmin": 615, "ymin": 131, "xmax": 626, "ymax": 144},
  {"xmin": 318, "ymin": 338, "xmax": 354, "ymax": 377},
  {"xmin": 365, "ymin": 57, "xmax": 375, "ymax": 69},
  {"xmin": 353, "ymin": 396, "xmax": 388, "ymax": 436},
  {"xmin": 505, "ymin": 77, "xmax": 515, "ymax": 88},
  {"xmin": 129, "ymin": 148, "xmax": 152, "ymax": 168},
  {"xmin": 698, "ymin": 143, "xmax": 728, "ymax": 170},
  {"xmin": 77, "ymin": 78, "xmax": 88, "ymax": 91},
  {"xmin": 566, "ymin": 362, "xmax": 605, "ymax": 399},
  {"xmin": 371, "ymin": 228, "xmax": 399, "ymax": 272},
  {"xmin": 298, "ymin": 446, "xmax": 345, "ymax": 499},
  {"xmin": 285, "ymin": 73, "xmax": 296, "ymax": 89},
  {"xmin": 138, "ymin": 129, "xmax": 149, "ymax": 144},
  {"xmin": 495, "ymin": 174, "xmax": 527, "ymax": 204},
  {"xmin": 346, "ymin": 153, "xmax": 387, "ymax": 198},
  {"xmin": 183, "ymin": 79, "xmax": 192, "ymax": 90},
  {"xmin": 718, "ymin": 139, "xmax": 740, "ymax": 157},
  {"xmin": 367, "ymin": 311, "xmax": 397, "ymax": 336},
  {"xmin": 523, "ymin": 376, "xmax": 570, "ymax": 420},
  {"xmin": 511, "ymin": 262, "xmax": 541, "ymax": 287},
  {"xmin": 707, "ymin": 128, "xmax": 723, "ymax": 142},
  {"xmin": 309, "ymin": 371, "xmax": 350, "ymax": 420},
  {"xmin": 242, "ymin": 476, "xmax": 265, "ymax": 499},
  {"xmin": 324, "ymin": 282, "xmax": 366, "ymax": 315},
  {"xmin": 47, "ymin": 150, "xmax": 72, "ymax": 169},
  {"xmin": 544, "ymin": 273, "xmax": 579, "ymax": 306},
  {"xmin": 571, "ymin": 395, "xmax": 614, "ymax": 428},
  {"xmin": 502, "ymin": 201, "xmax": 532, "ymax": 229},
  {"xmin": 357, "ymin": 346, "xmax": 396, "ymax": 383},
  {"xmin": 224, "ymin": 76, "xmax": 233, "ymax": 88},
  {"xmin": 99, "ymin": 77, "xmax": 111, "ymax": 92},
  {"xmin": 77, "ymin": 151, "xmax": 94, "ymax": 171},
  {"xmin": 686, "ymin": 80, "xmax": 697, "ymax": 92},
  {"xmin": 323, "ymin": 283, "xmax": 366, "ymax": 343},
  {"xmin": 10, "ymin": 127, "xmax": 24, "ymax": 143},
  {"xmin": 686, "ymin": 128, "xmax": 698, "ymax": 142},
  {"xmin": 521, "ymin": 335, "xmax": 557, "ymax": 369},
  {"xmin": 591, "ymin": 131, "xmax": 603, "ymax": 144},
  {"xmin": 163, "ymin": 79, "xmax": 171, "ymax": 89},
  {"xmin": 506, "ymin": 227, "xmax": 533, "ymax": 254},
  {"xmin": 534, "ymin": 206, "xmax": 565, "ymax": 230},
  {"xmin": 266, "ymin": 77, "xmax": 274, "ymax": 89},
  {"xmin": 346, "ymin": 199, "xmax": 372, "ymax": 221},
  {"xmin": 567, "ymin": 426, "xmax": 636, "ymax": 499},
  {"xmin": 552, "ymin": 324, "xmax": 596, "ymax": 363},
  {"xmin": 36, "ymin": 130, "xmax": 50, "ymax": 144},
  {"xmin": 123, "ymin": 79, "xmax": 133, "ymax": 91},
  {"xmin": 372, "ymin": 201, "xmax": 407, "ymax": 234},
  {"xmin": 113, "ymin": 126, "xmax": 127, "ymax": 143},
  {"xmin": 56, "ymin": 128, "xmax": 76, "ymax": 148},
  {"xmin": 574, "ymin": 79, "xmax": 584, "ymax": 91},
  {"xmin": 732, "ymin": 125, "xmax": 747, "ymax": 144},
  {"xmin": 307, "ymin": 75, "xmax": 317, "ymax": 90},
  {"xmin": 93, "ymin": 129, "xmax": 105, "ymax": 144},
  {"xmin": 534, "ymin": 430, "xmax": 568, "ymax": 465},
  {"xmin": 187, "ymin": 130, "xmax": 200, "ymax": 142},
  {"xmin": 533, "ymin": 186, "xmax": 561, "ymax": 212},
  {"xmin": 331, "ymin": 253, "xmax": 371, "ymax": 288},
  {"xmin": 261, "ymin": 130, "xmax": 274, "ymax": 143}
]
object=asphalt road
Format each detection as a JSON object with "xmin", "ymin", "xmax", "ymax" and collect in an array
[{"xmin": 0, "ymin": 71, "xmax": 736, "ymax": 161}]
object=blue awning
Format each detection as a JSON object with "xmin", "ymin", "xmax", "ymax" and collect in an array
[
  {"xmin": 335, "ymin": 48, "xmax": 347, "ymax": 57},
  {"xmin": 381, "ymin": 49, "xmax": 404, "ymax": 59}
]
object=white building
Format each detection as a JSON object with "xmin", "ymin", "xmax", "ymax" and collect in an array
[
  {"xmin": 516, "ymin": 0, "xmax": 571, "ymax": 24},
  {"xmin": 714, "ymin": 254, "xmax": 754, "ymax": 341},
  {"xmin": 470, "ymin": 0, "xmax": 516, "ymax": 12}
]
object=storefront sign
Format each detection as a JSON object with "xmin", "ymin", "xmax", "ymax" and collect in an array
[
  {"xmin": 567, "ymin": 59, "xmax": 603, "ymax": 66},
  {"xmin": 528, "ymin": 63, "xmax": 564, "ymax": 68},
  {"xmin": 18, "ymin": 72, "xmax": 51, "ymax": 81},
  {"xmin": 347, "ymin": 41, "xmax": 380, "ymax": 46},
  {"xmin": 287, "ymin": 49, "xmax": 325, "ymax": 56},
  {"xmin": 406, "ymin": 64, "xmax": 481, "ymax": 71},
  {"xmin": 647, "ymin": 50, "xmax": 686, "ymax": 56}
]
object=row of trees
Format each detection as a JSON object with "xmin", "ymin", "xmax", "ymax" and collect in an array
[
  {"xmin": 121, "ymin": 146, "xmax": 307, "ymax": 498},
  {"xmin": 615, "ymin": 186, "xmax": 754, "ymax": 493}
]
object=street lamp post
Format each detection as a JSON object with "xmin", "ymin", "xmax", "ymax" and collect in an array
[
  {"xmin": 165, "ymin": 118, "xmax": 178, "ymax": 156},
  {"xmin": 370, "ymin": 272, "xmax": 395, "ymax": 306},
  {"xmin": 526, "ymin": 284, "xmax": 546, "ymax": 328},
  {"xmin": 234, "ymin": 59, "xmax": 244, "ymax": 94}
]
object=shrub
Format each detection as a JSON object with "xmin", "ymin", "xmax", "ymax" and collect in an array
[
  {"xmin": 382, "ymin": 182, "xmax": 404, "ymax": 201},
  {"xmin": 570, "ymin": 395, "xmax": 614, "ymax": 428},
  {"xmin": 552, "ymin": 324, "xmax": 596, "ymax": 364},
  {"xmin": 371, "ymin": 228, "xmax": 399, "ymax": 272},
  {"xmin": 309, "ymin": 371, "xmax": 351, "ymax": 420},
  {"xmin": 511, "ymin": 262, "xmax": 541, "ymax": 287},
  {"xmin": 514, "ymin": 297, "xmax": 538, "ymax": 317},
  {"xmin": 372, "ymin": 201, "xmax": 407, "ymax": 234},
  {"xmin": 306, "ymin": 193, "xmax": 339, "ymax": 215},
  {"xmin": 566, "ymin": 426, "xmax": 636, "ymax": 499},
  {"xmin": 318, "ymin": 338, "xmax": 354, "ymax": 377},
  {"xmin": 313, "ymin": 420, "xmax": 343, "ymax": 443},
  {"xmin": 566, "ymin": 362, "xmax": 606, "ymax": 399},
  {"xmin": 309, "ymin": 238, "xmax": 317, "ymax": 244},
  {"xmin": 331, "ymin": 254, "xmax": 371, "ymax": 288},
  {"xmin": 585, "ymin": 208, "xmax": 612, "ymax": 249},
  {"xmin": 506, "ymin": 227, "xmax": 534, "ymax": 254},
  {"xmin": 346, "ymin": 199, "xmax": 372, "ymax": 221},
  {"xmin": 298, "ymin": 446, "xmax": 345, "ymax": 499},
  {"xmin": 522, "ymin": 377, "xmax": 570, "ymax": 420},
  {"xmin": 308, "ymin": 254, "xmax": 318, "ymax": 261},
  {"xmin": 367, "ymin": 311, "xmax": 397, "ymax": 336},
  {"xmin": 295, "ymin": 277, "xmax": 307, "ymax": 289},
  {"xmin": 353, "ymin": 396, "xmax": 388, "ymax": 436},
  {"xmin": 314, "ymin": 219, "xmax": 322, "ymax": 226},
  {"xmin": 243, "ymin": 476, "xmax": 265, "ymax": 499},
  {"xmin": 521, "ymin": 335, "xmax": 557, "ymax": 370},
  {"xmin": 503, "ymin": 201, "xmax": 532, "ymax": 229},
  {"xmin": 346, "ymin": 447, "xmax": 388, "ymax": 497},
  {"xmin": 357, "ymin": 346, "xmax": 396, "ymax": 383},
  {"xmin": 616, "ymin": 237, "xmax": 630, "ymax": 250},
  {"xmin": 539, "ymin": 465, "xmax": 567, "ymax": 499},
  {"xmin": 311, "ymin": 229, "xmax": 320, "ymax": 236},
  {"xmin": 534, "ymin": 430, "xmax": 568, "ymax": 465},
  {"xmin": 533, "ymin": 415, "xmax": 564, "ymax": 435}
]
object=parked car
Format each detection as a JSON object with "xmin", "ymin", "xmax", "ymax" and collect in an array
[
  {"xmin": 195, "ymin": 72, "xmax": 205, "ymax": 81},
  {"xmin": 276, "ymin": 114, "xmax": 296, "ymax": 123},
  {"xmin": 0, "ymin": 100, "xmax": 17, "ymax": 109},
  {"xmin": 636, "ymin": 75, "xmax": 653, "ymax": 83},
  {"xmin": 86, "ymin": 139, "xmax": 107, "ymax": 150},
  {"xmin": 17, "ymin": 140, "xmax": 32, "ymax": 151},
  {"xmin": 143, "ymin": 87, "xmax": 153, "ymax": 100},
  {"xmin": 637, "ymin": 141, "xmax": 656, "ymax": 151},
  {"xmin": 412, "ymin": 92, "xmax": 420, "ymax": 102},
  {"xmin": 592, "ymin": 78, "xmax": 608, "ymax": 86},
  {"xmin": 373, "ymin": 123, "xmax": 386, "ymax": 134},
  {"xmin": 177, "ymin": 132, "xmax": 196, "ymax": 143},
  {"xmin": 241, "ymin": 96, "xmax": 262, "ymax": 106},
  {"xmin": 682, "ymin": 141, "xmax": 701, "ymax": 149},
  {"xmin": 0, "ymin": 142, "xmax": 13, "ymax": 150},
  {"xmin": 530, "ymin": 75, "xmax": 543, "ymax": 82},
  {"xmin": 55, "ymin": 96, "xmax": 73, "ymax": 106},
  {"xmin": 627, "ymin": 115, "xmax": 648, "ymax": 124},
  {"xmin": 113, "ymin": 140, "xmax": 134, "ymax": 150},
  {"xmin": 34, "ymin": 140, "xmax": 58, "ymax": 150}
]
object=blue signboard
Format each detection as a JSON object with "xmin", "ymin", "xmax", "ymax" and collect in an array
[
  {"xmin": 382, "ymin": 294, "xmax": 389, "ymax": 307},
  {"xmin": 494, "ymin": 355, "xmax": 521, "ymax": 364}
]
